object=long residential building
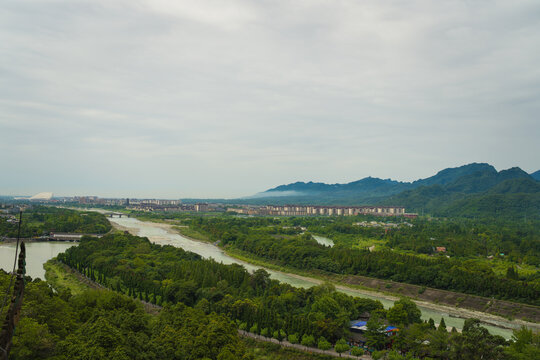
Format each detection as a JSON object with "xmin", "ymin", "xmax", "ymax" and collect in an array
[{"xmin": 230, "ymin": 205, "xmax": 406, "ymax": 217}]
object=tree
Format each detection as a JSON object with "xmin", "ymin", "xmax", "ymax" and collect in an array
[
  {"xmin": 273, "ymin": 329, "xmax": 286, "ymax": 343},
  {"xmin": 391, "ymin": 323, "xmax": 429, "ymax": 356},
  {"xmin": 318, "ymin": 336, "xmax": 332, "ymax": 351},
  {"xmin": 250, "ymin": 269, "xmax": 270, "ymax": 290},
  {"xmin": 438, "ymin": 317, "xmax": 447, "ymax": 332},
  {"xmin": 334, "ymin": 338, "xmax": 350, "ymax": 357},
  {"xmin": 427, "ymin": 327, "xmax": 450, "ymax": 359},
  {"xmin": 350, "ymin": 347, "xmax": 364, "ymax": 357},
  {"xmin": 366, "ymin": 315, "xmax": 388, "ymax": 350},
  {"xmin": 301, "ymin": 334, "xmax": 315, "ymax": 349},
  {"xmin": 10, "ymin": 318, "xmax": 56, "ymax": 360},
  {"xmin": 452, "ymin": 318, "xmax": 506, "ymax": 360},
  {"xmin": 504, "ymin": 326, "xmax": 540, "ymax": 360},
  {"xmin": 387, "ymin": 303, "xmax": 408, "ymax": 326},
  {"xmin": 506, "ymin": 266, "xmax": 519, "ymax": 280},
  {"xmin": 393, "ymin": 298, "xmax": 421, "ymax": 325},
  {"xmin": 288, "ymin": 333, "xmax": 299, "ymax": 344}
]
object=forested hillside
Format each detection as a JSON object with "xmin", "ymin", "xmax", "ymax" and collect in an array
[
  {"xmin": 239, "ymin": 163, "xmax": 540, "ymax": 219},
  {"xmin": 384, "ymin": 173, "xmax": 540, "ymax": 219},
  {"xmin": 0, "ymin": 270, "xmax": 246, "ymax": 360}
]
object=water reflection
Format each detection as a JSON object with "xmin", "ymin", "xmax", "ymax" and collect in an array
[{"xmin": 0, "ymin": 242, "xmax": 76, "ymax": 279}]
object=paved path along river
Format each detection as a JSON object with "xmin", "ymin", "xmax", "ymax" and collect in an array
[{"xmin": 107, "ymin": 216, "xmax": 536, "ymax": 339}]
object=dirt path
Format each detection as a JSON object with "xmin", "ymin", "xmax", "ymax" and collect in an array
[
  {"xmin": 55, "ymin": 262, "xmax": 370, "ymax": 358},
  {"xmin": 238, "ymin": 330, "xmax": 371, "ymax": 359},
  {"xmin": 57, "ymin": 262, "xmax": 161, "ymax": 315}
]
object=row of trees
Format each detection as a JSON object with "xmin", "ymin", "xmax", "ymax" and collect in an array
[
  {"xmin": 185, "ymin": 216, "xmax": 539, "ymax": 305},
  {"xmin": 144, "ymin": 210, "xmax": 539, "ymax": 266},
  {"xmin": 0, "ymin": 270, "xmax": 246, "ymax": 360},
  {"xmin": 58, "ymin": 233, "xmax": 385, "ymax": 344}
]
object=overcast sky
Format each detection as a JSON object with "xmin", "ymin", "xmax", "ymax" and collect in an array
[{"xmin": 1, "ymin": 0, "xmax": 539, "ymax": 198}]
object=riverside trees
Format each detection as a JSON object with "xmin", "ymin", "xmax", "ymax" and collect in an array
[
  {"xmin": 58, "ymin": 233, "xmax": 384, "ymax": 344},
  {"xmin": 4, "ymin": 232, "xmax": 539, "ymax": 359},
  {"xmin": 180, "ymin": 215, "xmax": 539, "ymax": 305}
]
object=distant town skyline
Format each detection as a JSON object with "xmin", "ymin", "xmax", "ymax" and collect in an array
[{"xmin": 1, "ymin": 1, "xmax": 539, "ymax": 198}]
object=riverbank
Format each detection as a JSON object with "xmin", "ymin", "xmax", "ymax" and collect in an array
[
  {"xmin": 44, "ymin": 259, "xmax": 93, "ymax": 295},
  {"xmin": 224, "ymin": 246, "xmax": 540, "ymax": 332},
  {"xmin": 103, "ymin": 216, "xmax": 536, "ymax": 337},
  {"xmin": 141, "ymin": 220, "xmax": 540, "ymax": 326}
]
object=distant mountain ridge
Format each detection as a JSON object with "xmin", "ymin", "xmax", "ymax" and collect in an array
[
  {"xmin": 264, "ymin": 163, "xmax": 497, "ymax": 196},
  {"xmin": 253, "ymin": 163, "xmax": 539, "ymax": 218}
]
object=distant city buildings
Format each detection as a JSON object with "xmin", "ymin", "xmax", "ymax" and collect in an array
[
  {"xmin": 7, "ymin": 194, "xmax": 415, "ymax": 218},
  {"xmin": 228, "ymin": 205, "xmax": 413, "ymax": 217},
  {"xmin": 53, "ymin": 196, "xmax": 218, "ymax": 213}
]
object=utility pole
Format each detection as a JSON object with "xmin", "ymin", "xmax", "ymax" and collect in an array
[{"xmin": 0, "ymin": 211, "xmax": 26, "ymax": 360}]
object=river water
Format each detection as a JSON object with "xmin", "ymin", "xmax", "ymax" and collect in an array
[
  {"xmin": 313, "ymin": 235, "xmax": 334, "ymax": 247},
  {"xmin": 0, "ymin": 242, "xmax": 76, "ymax": 279},
  {"xmin": 0, "ymin": 211, "xmax": 529, "ymax": 338},
  {"xmin": 109, "ymin": 216, "xmax": 528, "ymax": 338}
]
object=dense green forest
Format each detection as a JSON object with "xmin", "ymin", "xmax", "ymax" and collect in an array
[
  {"xmin": 0, "ymin": 270, "xmax": 246, "ymax": 360},
  {"xmin": 169, "ymin": 215, "xmax": 540, "ymax": 305},
  {"xmin": 382, "ymin": 177, "xmax": 540, "ymax": 219},
  {"xmin": 58, "ymin": 233, "xmax": 383, "ymax": 344},
  {"xmin": 0, "ymin": 206, "xmax": 111, "ymax": 238},
  {"xmin": 3, "ymin": 233, "xmax": 538, "ymax": 359}
]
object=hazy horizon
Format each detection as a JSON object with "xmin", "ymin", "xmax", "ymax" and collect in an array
[
  {"xmin": 2, "ymin": 1, "xmax": 539, "ymax": 198},
  {"xmin": 2, "ymin": 162, "xmax": 537, "ymax": 200}
]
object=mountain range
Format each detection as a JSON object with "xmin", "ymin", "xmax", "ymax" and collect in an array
[{"xmin": 250, "ymin": 163, "xmax": 540, "ymax": 218}]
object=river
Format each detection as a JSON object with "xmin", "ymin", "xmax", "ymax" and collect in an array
[
  {"xmin": 0, "ymin": 211, "xmax": 531, "ymax": 338},
  {"xmin": 313, "ymin": 235, "xmax": 334, "ymax": 247},
  {"xmin": 0, "ymin": 241, "xmax": 76, "ymax": 279},
  {"xmin": 109, "ymin": 216, "xmax": 531, "ymax": 338}
]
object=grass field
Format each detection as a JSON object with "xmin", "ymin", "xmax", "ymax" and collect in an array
[
  {"xmin": 351, "ymin": 237, "xmax": 387, "ymax": 250},
  {"xmin": 43, "ymin": 259, "xmax": 91, "ymax": 295},
  {"xmin": 476, "ymin": 258, "xmax": 538, "ymax": 277}
]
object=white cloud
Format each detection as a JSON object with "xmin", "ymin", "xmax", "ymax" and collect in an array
[{"xmin": 1, "ymin": 0, "xmax": 539, "ymax": 197}]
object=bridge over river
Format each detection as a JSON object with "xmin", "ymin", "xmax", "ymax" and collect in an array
[{"xmin": 104, "ymin": 212, "xmax": 131, "ymax": 218}]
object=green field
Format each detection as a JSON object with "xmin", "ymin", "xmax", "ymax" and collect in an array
[{"xmin": 43, "ymin": 259, "xmax": 92, "ymax": 295}]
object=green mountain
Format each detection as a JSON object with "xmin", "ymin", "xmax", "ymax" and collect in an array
[
  {"xmin": 412, "ymin": 163, "xmax": 496, "ymax": 187},
  {"xmin": 531, "ymin": 170, "xmax": 540, "ymax": 181},
  {"xmin": 254, "ymin": 177, "xmax": 411, "ymax": 205},
  {"xmin": 383, "ymin": 171, "xmax": 539, "ymax": 219},
  {"xmin": 258, "ymin": 163, "xmax": 494, "ymax": 205},
  {"xmin": 251, "ymin": 163, "xmax": 539, "ymax": 219}
]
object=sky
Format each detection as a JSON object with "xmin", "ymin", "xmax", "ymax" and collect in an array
[{"xmin": 1, "ymin": 0, "xmax": 539, "ymax": 198}]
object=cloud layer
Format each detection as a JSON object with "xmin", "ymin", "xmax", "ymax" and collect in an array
[{"xmin": 1, "ymin": 0, "xmax": 539, "ymax": 198}]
